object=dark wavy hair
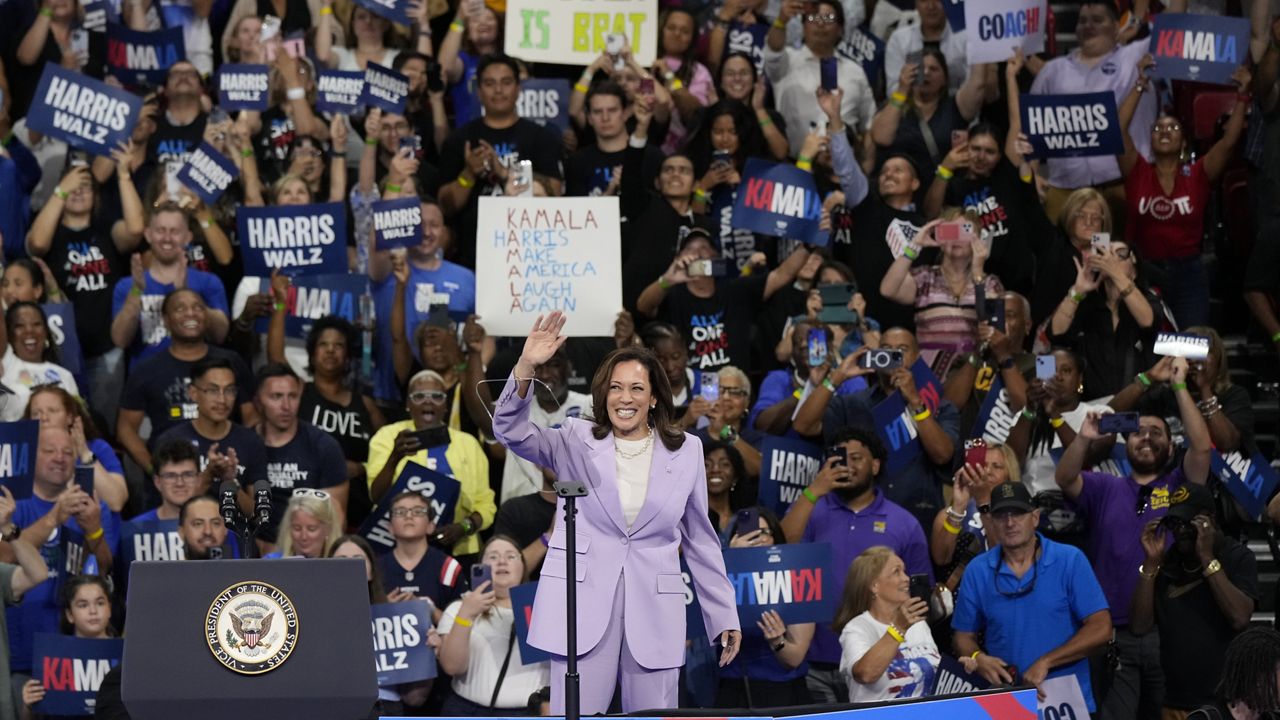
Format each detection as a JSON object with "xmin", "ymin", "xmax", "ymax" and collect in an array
[
  {"xmin": 4, "ymin": 260, "xmax": 47, "ymax": 303},
  {"xmin": 306, "ymin": 316, "xmax": 361, "ymax": 380},
  {"xmin": 704, "ymin": 440, "xmax": 755, "ymax": 512},
  {"xmin": 59, "ymin": 575, "xmax": 115, "ymax": 636},
  {"xmin": 686, "ymin": 99, "xmax": 766, "ymax": 176},
  {"xmin": 589, "ymin": 347, "xmax": 685, "ymax": 451},
  {"xmin": 6, "ymin": 301, "xmax": 58, "ymax": 364}
]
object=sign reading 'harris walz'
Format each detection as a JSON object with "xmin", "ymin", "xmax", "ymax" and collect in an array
[{"xmin": 1020, "ymin": 92, "xmax": 1123, "ymax": 159}]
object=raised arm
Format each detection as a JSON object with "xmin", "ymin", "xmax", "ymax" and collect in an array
[
  {"xmin": 1170, "ymin": 357, "xmax": 1211, "ymax": 484},
  {"xmin": 870, "ymin": 62, "xmax": 916, "ymax": 147},
  {"xmin": 1202, "ymin": 65, "xmax": 1251, "ymax": 183},
  {"xmin": 1053, "ymin": 411, "xmax": 1102, "ymax": 500},
  {"xmin": 954, "ymin": 62, "xmax": 990, "ymax": 121},
  {"xmin": 1117, "ymin": 54, "xmax": 1153, "ymax": 178}
]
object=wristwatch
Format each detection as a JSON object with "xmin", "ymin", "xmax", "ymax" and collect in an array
[
  {"xmin": 0, "ymin": 524, "xmax": 19, "ymax": 542},
  {"xmin": 1203, "ymin": 559, "xmax": 1223, "ymax": 578}
]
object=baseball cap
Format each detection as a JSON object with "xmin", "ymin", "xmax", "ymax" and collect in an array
[
  {"xmin": 988, "ymin": 482, "xmax": 1034, "ymax": 514},
  {"xmin": 1164, "ymin": 483, "xmax": 1214, "ymax": 524}
]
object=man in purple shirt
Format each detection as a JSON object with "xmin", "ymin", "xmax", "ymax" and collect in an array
[
  {"xmin": 780, "ymin": 426, "xmax": 932, "ymax": 703},
  {"xmin": 1054, "ymin": 356, "xmax": 1210, "ymax": 720}
]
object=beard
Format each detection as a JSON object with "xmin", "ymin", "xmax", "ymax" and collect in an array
[
  {"xmin": 834, "ymin": 476, "xmax": 873, "ymax": 504},
  {"xmin": 1128, "ymin": 444, "xmax": 1172, "ymax": 475}
]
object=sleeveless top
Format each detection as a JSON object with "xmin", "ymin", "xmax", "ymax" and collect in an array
[{"xmin": 300, "ymin": 383, "xmax": 374, "ymax": 462}]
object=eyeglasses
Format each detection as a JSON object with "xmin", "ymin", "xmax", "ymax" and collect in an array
[
  {"xmin": 195, "ymin": 385, "xmax": 237, "ymax": 398},
  {"xmin": 409, "ymin": 390, "xmax": 448, "ymax": 404},
  {"xmin": 391, "ymin": 507, "xmax": 431, "ymax": 519},
  {"xmin": 995, "ymin": 555, "xmax": 1038, "ymax": 598},
  {"xmin": 721, "ymin": 387, "xmax": 750, "ymax": 398},
  {"xmin": 293, "ymin": 488, "xmax": 331, "ymax": 500},
  {"xmin": 805, "ymin": 13, "xmax": 838, "ymax": 23},
  {"xmin": 158, "ymin": 470, "xmax": 199, "ymax": 484}
]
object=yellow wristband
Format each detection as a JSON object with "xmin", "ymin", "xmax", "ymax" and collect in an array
[
  {"xmin": 942, "ymin": 519, "xmax": 961, "ymax": 534},
  {"xmin": 453, "ymin": 615, "xmax": 473, "ymax": 628},
  {"xmin": 1049, "ymin": 417, "xmax": 1065, "ymax": 429},
  {"xmin": 796, "ymin": 160, "xmax": 813, "ymax": 171},
  {"xmin": 86, "ymin": 527, "xmax": 104, "ymax": 541},
  {"xmin": 971, "ymin": 650, "xmax": 981, "ymax": 660},
  {"xmin": 886, "ymin": 625, "xmax": 905, "ymax": 643},
  {"xmin": 54, "ymin": 187, "xmax": 69, "ymax": 201},
  {"xmin": 670, "ymin": 79, "xmax": 685, "ymax": 91},
  {"xmin": 890, "ymin": 91, "xmax": 907, "ymax": 107},
  {"xmin": 457, "ymin": 173, "xmax": 474, "ymax": 188},
  {"xmin": 319, "ymin": 5, "xmax": 333, "ymax": 14},
  {"xmin": 772, "ymin": 17, "xmax": 786, "ymax": 29},
  {"xmin": 912, "ymin": 407, "xmax": 932, "ymax": 422},
  {"xmin": 935, "ymin": 165, "xmax": 954, "ymax": 180},
  {"xmin": 450, "ymin": 21, "xmax": 465, "ymax": 31},
  {"xmin": 574, "ymin": 82, "xmax": 589, "ymax": 93}
]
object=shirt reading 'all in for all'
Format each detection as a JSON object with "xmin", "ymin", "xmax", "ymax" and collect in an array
[{"xmin": 839, "ymin": 611, "xmax": 940, "ymax": 703}]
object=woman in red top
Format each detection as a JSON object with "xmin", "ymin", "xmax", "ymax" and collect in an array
[{"xmin": 1117, "ymin": 55, "xmax": 1250, "ymax": 328}]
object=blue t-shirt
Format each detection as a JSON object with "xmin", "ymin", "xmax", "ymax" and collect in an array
[
  {"xmin": 747, "ymin": 368, "xmax": 866, "ymax": 440},
  {"xmin": 953, "ymin": 534, "xmax": 1110, "ymax": 711},
  {"xmin": 371, "ymin": 261, "xmax": 476, "ymax": 402},
  {"xmin": 6, "ymin": 495, "xmax": 121, "ymax": 672},
  {"xmin": 448, "ymin": 52, "xmax": 481, "ymax": 127},
  {"xmin": 110, "ymin": 270, "xmax": 229, "ymax": 364},
  {"xmin": 88, "ymin": 438, "xmax": 123, "ymax": 476}
]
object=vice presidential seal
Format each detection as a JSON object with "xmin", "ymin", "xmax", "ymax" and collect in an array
[{"xmin": 206, "ymin": 581, "xmax": 299, "ymax": 674}]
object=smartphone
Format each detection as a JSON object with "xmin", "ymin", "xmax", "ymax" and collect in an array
[
  {"xmin": 687, "ymin": 258, "xmax": 730, "ymax": 278},
  {"xmin": 1098, "ymin": 412, "xmax": 1140, "ymax": 435},
  {"xmin": 399, "ymin": 134, "xmax": 422, "ymax": 153},
  {"xmin": 816, "ymin": 282, "xmax": 859, "ymax": 325},
  {"xmin": 905, "ymin": 50, "xmax": 924, "ymax": 85},
  {"xmin": 985, "ymin": 300, "xmax": 1006, "ymax": 333},
  {"xmin": 699, "ymin": 372, "xmax": 720, "ymax": 401},
  {"xmin": 605, "ymin": 33, "xmax": 624, "ymax": 55},
  {"xmin": 951, "ymin": 129, "xmax": 969, "ymax": 148},
  {"xmin": 426, "ymin": 59, "xmax": 445, "ymax": 93},
  {"xmin": 963, "ymin": 438, "xmax": 986, "ymax": 468},
  {"xmin": 1035, "ymin": 355, "xmax": 1056, "ymax": 381},
  {"xmin": 513, "ymin": 159, "xmax": 534, "ymax": 197},
  {"xmin": 69, "ymin": 28, "xmax": 89, "ymax": 63},
  {"xmin": 711, "ymin": 149, "xmax": 733, "ymax": 168},
  {"xmin": 806, "ymin": 328, "xmax": 828, "ymax": 367},
  {"xmin": 1091, "ymin": 232, "xmax": 1111, "ymax": 255},
  {"xmin": 638, "ymin": 77, "xmax": 655, "ymax": 95},
  {"xmin": 164, "ymin": 161, "xmax": 183, "ymax": 201},
  {"xmin": 827, "ymin": 444, "xmax": 848, "ymax": 467},
  {"xmin": 858, "ymin": 349, "xmax": 904, "ymax": 371},
  {"xmin": 909, "ymin": 574, "xmax": 930, "ymax": 602},
  {"xmin": 68, "ymin": 150, "xmax": 90, "ymax": 168},
  {"xmin": 411, "ymin": 426, "xmax": 450, "ymax": 449},
  {"xmin": 282, "ymin": 32, "xmax": 306, "ymax": 59},
  {"xmin": 260, "ymin": 14, "xmax": 282, "ymax": 42},
  {"xmin": 208, "ymin": 106, "xmax": 230, "ymax": 127},
  {"xmin": 75, "ymin": 463, "xmax": 95, "ymax": 501},
  {"xmin": 470, "ymin": 563, "xmax": 492, "ymax": 589},
  {"xmin": 819, "ymin": 57, "xmax": 838, "ymax": 91},
  {"xmin": 734, "ymin": 508, "xmax": 760, "ymax": 538},
  {"xmin": 935, "ymin": 220, "xmax": 977, "ymax": 245}
]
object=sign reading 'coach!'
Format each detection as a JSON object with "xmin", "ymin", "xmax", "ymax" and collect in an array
[
  {"xmin": 27, "ymin": 64, "xmax": 142, "ymax": 158},
  {"xmin": 964, "ymin": 0, "xmax": 1046, "ymax": 64},
  {"xmin": 238, "ymin": 203, "xmax": 348, "ymax": 277}
]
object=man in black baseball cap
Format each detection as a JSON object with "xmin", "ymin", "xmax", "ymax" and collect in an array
[{"xmin": 1132, "ymin": 482, "xmax": 1258, "ymax": 714}]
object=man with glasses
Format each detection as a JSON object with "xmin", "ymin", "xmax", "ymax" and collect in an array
[
  {"xmin": 253, "ymin": 364, "xmax": 347, "ymax": 551},
  {"xmin": 378, "ymin": 491, "xmax": 463, "ymax": 624},
  {"xmin": 132, "ymin": 440, "xmax": 203, "ymax": 524},
  {"xmin": 1054, "ymin": 355, "xmax": 1212, "ymax": 720},
  {"xmin": 763, "ymin": 0, "xmax": 874, "ymax": 156},
  {"xmin": 954, "ymin": 481, "xmax": 1112, "ymax": 712},
  {"xmin": 146, "ymin": 61, "xmax": 207, "ymax": 168}
]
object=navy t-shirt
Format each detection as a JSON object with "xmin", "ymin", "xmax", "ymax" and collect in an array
[
  {"xmin": 377, "ymin": 546, "xmax": 464, "ymax": 611},
  {"xmin": 118, "ymin": 346, "xmax": 254, "ymax": 444},
  {"xmin": 259, "ymin": 423, "xmax": 347, "ymax": 542},
  {"xmin": 153, "ymin": 421, "xmax": 269, "ymax": 489}
]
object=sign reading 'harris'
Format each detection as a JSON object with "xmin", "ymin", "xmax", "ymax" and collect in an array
[
  {"xmin": 27, "ymin": 64, "xmax": 142, "ymax": 158},
  {"xmin": 1019, "ymin": 92, "xmax": 1123, "ymax": 158},
  {"xmin": 237, "ymin": 203, "xmax": 348, "ymax": 277}
]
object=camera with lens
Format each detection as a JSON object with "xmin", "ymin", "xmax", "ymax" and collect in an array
[{"xmin": 858, "ymin": 349, "xmax": 904, "ymax": 371}]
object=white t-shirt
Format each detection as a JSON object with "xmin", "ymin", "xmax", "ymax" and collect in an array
[
  {"xmin": 499, "ymin": 390, "xmax": 591, "ymax": 504},
  {"xmin": 838, "ymin": 611, "xmax": 940, "ymax": 703},
  {"xmin": 0, "ymin": 348, "xmax": 79, "ymax": 422},
  {"xmin": 438, "ymin": 600, "xmax": 549, "ymax": 709}
]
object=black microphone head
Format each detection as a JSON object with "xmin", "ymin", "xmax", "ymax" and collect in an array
[
  {"xmin": 253, "ymin": 480, "xmax": 272, "ymax": 524},
  {"xmin": 252, "ymin": 479, "xmax": 271, "ymax": 497},
  {"xmin": 219, "ymin": 479, "xmax": 238, "ymax": 502},
  {"xmin": 219, "ymin": 479, "xmax": 238, "ymax": 524}
]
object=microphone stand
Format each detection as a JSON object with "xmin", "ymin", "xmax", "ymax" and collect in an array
[{"xmin": 553, "ymin": 479, "xmax": 589, "ymax": 720}]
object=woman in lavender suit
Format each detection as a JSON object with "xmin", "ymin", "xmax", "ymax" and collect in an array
[{"xmin": 491, "ymin": 311, "xmax": 742, "ymax": 714}]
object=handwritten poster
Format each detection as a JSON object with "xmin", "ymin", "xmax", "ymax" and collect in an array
[{"xmin": 503, "ymin": 0, "xmax": 658, "ymax": 66}]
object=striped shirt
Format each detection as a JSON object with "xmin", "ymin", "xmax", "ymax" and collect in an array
[{"xmin": 910, "ymin": 266, "xmax": 1004, "ymax": 354}]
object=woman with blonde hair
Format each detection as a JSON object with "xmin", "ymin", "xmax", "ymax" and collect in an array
[
  {"xmin": 930, "ymin": 443, "xmax": 1020, "ymax": 590},
  {"xmin": 1025, "ymin": 186, "xmax": 1112, "ymax": 325},
  {"xmin": 271, "ymin": 490, "xmax": 342, "ymax": 559},
  {"xmin": 834, "ymin": 547, "xmax": 942, "ymax": 702}
]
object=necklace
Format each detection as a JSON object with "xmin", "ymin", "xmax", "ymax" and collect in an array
[{"xmin": 615, "ymin": 427, "xmax": 653, "ymax": 459}]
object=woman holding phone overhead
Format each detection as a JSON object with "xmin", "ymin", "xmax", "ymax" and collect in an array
[{"xmin": 491, "ymin": 311, "xmax": 741, "ymax": 714}]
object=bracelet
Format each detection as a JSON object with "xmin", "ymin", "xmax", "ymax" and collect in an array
[
  {"xmin": 129, "ymin": 285, "xmax": 143, "ymax": 297},
  {"xmin": 795, "ymin": 160, "xmax": 812, "ymax": 171},
  {"xmin": 890, "ymin": 91, "xmax": 907, "ymax": 106},
  {"xmin": 461, "ymin": 518, "xmax": 475, "ymax": 535},
  {"xmin": 902, "ymin": 245, "xmax": 919, "ymax": 261},
  {"xmin": 1069, "ymin": 289, "xmax": 1087, "ymax": 303},
  {"xmin": 1172, "ymin": 382, "xmax": 1188, "ymax": 391},
  {"xmin": 85, "ymin": 527, "xmax": 104, "ymax": 541},
  {"xmin": 1136, "ymin": 372, "xmax": 1151, "ymax": 387},
  {"xmin": 797, "ymin": 154, "xmax": 812, "ymax": 164},
  {"xmin": 453, "ymin": 615, "xmax": 473, "ymax": 627},
  {"xmin": 385, "ymin": 183, "xmax": 402, "ymax": 193},
  {"xmin": 772, "ymin": 639, "xmax": 786, "ymax": 652},
  {"xmin": 54, "ymin": 187, "xmax": 68, "ymax": 201},
  {"xmin": 450, "ymin": 20, "xmax": 465, "ymax": 31},
  {"xmin": 286, "ymin": 87, "xmax": 306, "ymax": 101},
  {"xmin": 1021, "ymin": 407, "xmax": 1036, "ymax": 421},
  {"xmin": 574, "ymin": 82, "xmax": 590, "ymax": 93},
  {"xmin": 942, "ymin": 519, "xmax": 961, "ymax": 535},
  {"xmin": 670, "ymin": 79, "xmax": 685, "ymax": 91},
  {"xmin": 199, "ymin": 219, "xmax": 212, "ymax": 229},
  {"xmin": 540, "ymin": 533, "xmax": 550, "ymax": 547},
  {"xmin": 693, "ymin": 187, "xmax": 708, "ymax": 202},
  {"xmin": 658, "ymin": 275, "xmax": 670, "ymax": 290},
  {"xmin": 758, "ymin": 116, "xmax": 773, "ymax": 128},
  {"xmin": 821, "ymin": 377, "xmax": 835, "ymax": 392},
  {"xmin": 935, "ymin": 165, "xmax": 954, "ymax": 180},
  {"xmin": 240, "ymin": 146, "xmax": 255, "ymax": 158},
  {"xmin": 39, "ymin": 7, "xmax": 52, "ymax": 16},
  {"xmin": 456, "ymin": 173, "xmax": 474, "ymax": 188},
  {"xmin": 1118, "ymin": 282, "xmax": 1136, "ymax": 299},
  {"xmin": 1138, "ymin": 563, "xmax": 1159, "ymax": 579},
  {"xmin": 971, "ymin": 650, "xmax": 981, "ymax": 660},
  {"xmin": 945, "ymin": 506, "xmax": 965, "ymax": 521},
  {"xmin": 772, "ymin": 17, "xmax": 786, "ymax": 29},
  {"xmin": 886, "ymin": 624, "xmax": 905, "ymax": 643},
  {"xmin": 802, "ymin": 487, "xmax": 819, "ymax": 504},
  {"xmin": 912, "ymin": 407, "xmax": 932, "ymax": 422},
  {"xmin": 1270, "ymin": 330, "xmax": 1280, "ymax": 343},
  {"xmin": 365, "ymin": 136, "xmax": 379, "ymax": 146},
  {"xmin": 419, "ymin": 27, "xmax": 433, "ymax": 36},
  {"xmin": 1049, "ymin": 416, "xmax": 1065, "ymax": 429},
  {"xmin": 319, "ymin": 5, "xmax": 332, "ymax": 14}
]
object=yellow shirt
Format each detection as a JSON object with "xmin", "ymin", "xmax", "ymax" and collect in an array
[{"xmin": 366, "ymin": 421, "xmax": 495, "ymax": 557}]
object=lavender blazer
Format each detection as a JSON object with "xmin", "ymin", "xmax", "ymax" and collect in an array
[{"xmin": 491, "ymin": 374, "xmax": 741, "ymax": 669}]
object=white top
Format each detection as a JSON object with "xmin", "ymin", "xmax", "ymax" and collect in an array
[
  {"xmin": 884, "ymin": 24, "xmax": 969, "ymax": 93},
  {"xmin": 438, "ymin": 600, "xmax": 549, "ymax": 708},
  {"xmin": 0, "ymin": 348, "xmax": 79, "ymax": 422},
  {"xmin": 615, "ymin": 432, "xmax": 654, "ymax": 528},
  {"xmin": 761, "ymin": 45, "xmax": 877, "ymax": 156},
  {"xmin": 839, "ymin": 611, "xmax": 940, "ymax": 704},
  {"xmin": 330, "ymin": 47, "xmax": 401, "ymax": 72},
  {"xmin": 1023, "ymin": 400, "xmax": 1116, "ymax": 497},
  {"xmin": 500, "ymin": 390, "xmax": 591, "ymax": 504}
]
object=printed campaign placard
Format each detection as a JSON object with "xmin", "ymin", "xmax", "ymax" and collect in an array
[
  {"xmin": 931, "ymin": 655, "xmax": 990, "ymax": 696},
  {"xmin": 1039, "ymin": 675, "xmax": 1090, "ymax": 720},
  {"xmin": 731, "ymin": 158, "xmax": 824, "ymax": 245},
  {"xmin": 32, "ymin": 634, "xmax": 123, "ymax": 716},
  {"xmin": 252, "ymin": 273, "xmax": 365, "ymax": 339},
  {"xmin": 475, "ymin": 196, "xmax": 622, "ymax": 337},
  {"xmin": 120, "ymin": 519, "xmax": 182, "ymax": 567},
  {"xmin": 836, "ymin": 27, "xmax": 885, "ymax": 89},
  {"xmin": 317, "ymin": 70, "xmax": 366, "ymax": 115},
  {"xmin": 1153, "ymin": 331, "xmax": 1210, "ymax": 360},
  {"xmin": 972, "ymin": 375, "xmax": 1018, "ymax": 445},
  {"xmin": 45, "ymin": 302, "xmax": 83, "ymax": 376},
  {"xmin": 509, "ymin": 582, "xmax": 550, "ymax": 663},
  {"xmin": 758, "ymin": 436, "xmax": 823, "ymax": 516},
  {"xmin": 26, "ymin": 64, "xmax": 142, "ymax": 158},
  {"xmin": 106, "ymin": 23, "xmax": 184, "ymax": 86},
  {"xmin": 352, "ymin": 0, "xmax": 412, "ymax": 27},
  {"xmin": 362, "ymin": 63, "xmax": 410, "ymax": 114},
  {"xmin": 723, "ymin": 543, "xmax": 834, "ymax": 625},
  {"xmin": 82, "ymin": 0, "xmax": 113, "ymax": 32},
  {"xmin": 943, "ymin": 0, "xmax": 965, "ymax": 31},
  {"xmin": 516, "ymin": 78, "xmax": 572, "ymax": 133},
  {"xmin": 1212, "ymin": 449, "xmax": 1280, "ymax": 521},
  {"xmin": 787, "ymin": 689, "xmax": 1038, "ymax": 718},
  {"xmin": 217, "ymin": 64, "xmax": 271, "ymax": 111},
  {"xmin": 360, "ymin": 460, "xmax": 461, "ymax": 553},
  {"xmin": 964, "ymin": 0, "xmax": 1046, "ymax": 65},
  {"xmin": 0, "ymin": 420, "xmax": 40, "ymax": 498},
  {"xmin": 371, "ymin": 600, "xmax": 436, "ymax": 686},
  {"xmin": 176, "ymin": 142, "xmax": 239, "ymax": 206},
  {"xmin": 871, "ymin": 359, "xmax": 944, "ymax": 479},
  {"xmin": 237, "ymin": 202, "xmax": 348, "ymax": 277},
  {"xmin": 1150, "ymin": 13, "xmax": 1250, "ymax": 86},
  {"xmin": 1020, "ymin": 92, "xmax": 1124, "ymax": 159},
  {"xmin": 373, "ymin": 197, "xmax": 424, "ymax": 251},
  {"xmin": 503, "ymin": 0, "xmax": 658, "ymax": 67}
]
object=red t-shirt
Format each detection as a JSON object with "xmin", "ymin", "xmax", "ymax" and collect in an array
[{"xmin": 1125, "ymin": 156, "xmax": 1210, "ymax": 260}]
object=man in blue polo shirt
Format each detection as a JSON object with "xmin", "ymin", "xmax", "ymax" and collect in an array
[
  {"xmin": 780, "ymin": 426, "xmax": 932, "ymax": 703},
  {"xmin": 954, "ymin": 482, "xmax": 1112, "ymax": 712}
]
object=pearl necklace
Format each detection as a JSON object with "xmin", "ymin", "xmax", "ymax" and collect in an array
[{"xmin": 615, "ymin": 427, "xmax": 653, "ymax": 460}]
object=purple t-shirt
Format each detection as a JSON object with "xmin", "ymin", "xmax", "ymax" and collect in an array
[
  {"xmin": 801, "ymin": 490, "xmax": 933, "ymax": 664},
  {"xmin": 1071, "ymin": 467, "xmax": 1185, "ymax": 626}
]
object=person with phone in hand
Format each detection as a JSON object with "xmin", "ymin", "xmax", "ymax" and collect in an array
[
  {"xmin": 1054, "ymin": 354, "xmax": 1213, "ymax": 720},
  {"xmin": 930, "ymin": 444, "xmax": 1022, "ymax": 591},
  {"xmin": 490, "ymin": 311, "xmax": 741, "ymax": 714},
  {"xmin": 366, "ymin": 369, "xmax": 495, "ymax": 562}
]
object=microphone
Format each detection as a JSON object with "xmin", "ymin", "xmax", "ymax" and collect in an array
[
  {"xmin": 253, "ymin": 480, "xmax": 272, "ymax": 527},
  {"xmin": 219, "ymin": 479, "xmax": 238, "ymax": 528}
]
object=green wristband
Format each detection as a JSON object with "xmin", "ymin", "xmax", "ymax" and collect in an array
[
  {"xmin": 1271, "ymin": 331, "xmax": 1280, "ymax": 343},
  {"xmin": 802, "ymin": 488, "xmax": 819, "ymax": 504},
  {"xmin": 1136, "ymin": 372, "xmax": 1151, "ymax": 387},
  {"xmin": 1172, "ymin": 382, "xmax": 1188, "ymax": 391}
]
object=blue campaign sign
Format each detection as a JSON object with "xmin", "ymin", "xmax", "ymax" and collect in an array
[
  {"xmin": 26, "ymin": 64, "xmax": 142, "ymax": 158},
  {"xmin": 317, "ymin": 70, "xmax": 366, "ymax": 115},
  {"xmin": 253, "ymin": 273, "xmax": 365, "ymax": 339},
  {"xmin": 217, "ymin": 64, "xmax": 271, "ymax": 111},
  {"xmin": 931, "ymin": 655, "xmax": 990, "ymax": 696},
  {"xmin": 0, "ymin": 420, "xmax": 40, "ymax": 498},
  {"xmin": 352, "ymin": 0, "xmax": 412, "ymax": 28},
  {"xmin": 787, "ymin": 689, "xmax": 1038, "ymax": 718},
  {"xmin": 1150, "ymin": 13, "xmax": 1250, "ymax": 86},
  {"xmin": 82, "ymin": 0, "xmax": 114, "ymax": 32},
  {"xmin": 373, "ymin": 197, "xmax": 424, "ymax": 251},
  {"xmin": 238, "ymin": 202, "xmax": 348, "ymax": 278},
  {"xmin": 176, "ymin": 142, "xmax": 239, "ymax": 206},
  {"xmin": 105, "ymin": 23, "xmax": 184, "ymax": 86},
  {"xmin": 362, "ymin": 63, "xmax": 409, "ymax": 114},
  {"xmin": 872, "ymin": 359, "xmax": 943, "ymax": 479},
  {"xmin": 1020, "ymin": 92, "xmax": 1124, "ymax": 159},
  {"xmin": 681, "ymin": 555, "xmax": 705, "ymax": 640},
  {"xmin": 836, "ymin": 27, "xmax": 885, "ymax": 89},
  {"xmin": 517, "ymin": 79, "xmax": 572, "ymax": 134},
  {"xmin": 972, "ymin": 375, "xmax": 1017, "ymax": 445},
  {"xmin": 45, "ymin": 302, "xmax": 83, "ymax": 376},
  {"xmin": 372, "ymin": 599, "xmax": 436, "ymax": 686},
  {"xmin": 1212, "ymin": 450, "xmax": 1280, "ymax": 521},
  {"xmin": 509, "ymin": 582, "xmax": 550, "ymax": 663},
  {"xmin": 32, "ymin": 634, "xmax": 123, "ymax": 716},
  {"xmin": 360, "ymin": 459, "xmax": 461, "ymax": 553},
  {"xmin": 731, "ymin": 158, "xmax": 825, "ymax": 245},
  {"xmin": 723, "ymin": 542, "xmax": 834, "ymax": 625},
  {"xmin": 758, "ymin": 436, "xmax": 823, "ymax": 515},
  {"xmin": 944, "ymin": 0, "xmax": 965, "ymax": 31},
  {"xmin": 121, "ymin": 519, "xmax": 182, "ymax": 566}
]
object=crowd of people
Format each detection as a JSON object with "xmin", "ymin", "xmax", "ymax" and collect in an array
[{"xmin": 3, "ymin": 0, "xmax": 1280, "ymax": 716}]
